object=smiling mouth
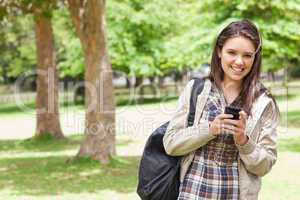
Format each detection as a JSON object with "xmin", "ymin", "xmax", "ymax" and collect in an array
[{"xmin": 230, "ymin": 66, "xmax": 245, "ymax": 73}]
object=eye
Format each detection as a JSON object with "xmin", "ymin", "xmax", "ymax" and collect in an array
[
  {"xmin": 244, "ymin": 54, "xmax": 254, "ymax": 59},
  {"xmin": 227, "ymin": 51, "xmax": 236, "ymax": 55}
]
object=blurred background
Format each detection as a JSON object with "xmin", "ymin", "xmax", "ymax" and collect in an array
[{"xmin": 0, "ymin": 0, "xmax": 299, "ymax": 199}]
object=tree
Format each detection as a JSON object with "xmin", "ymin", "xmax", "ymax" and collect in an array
[
  {"xmin": 107, "ymin": 0, "xmax": 192, "ymax": 78},
  {"xmin": 0, "ymin": 8, "xmax": 36, "ymax": 84},
  {"xmin": 0, "ymin": 0, "xmax": 64, "ymax": 139},
  {"xmin": 196, "ymin": 0, "xmax": 300, "ymax": 72},
  {"xmin": 67, "ymin": 0, "xmax": 115, "ymax": 164},
  {"xmin": 34, "ymin": 6, "xmax": 64, "ymax": 138}
]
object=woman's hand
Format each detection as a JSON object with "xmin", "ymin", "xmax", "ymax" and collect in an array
[
  {"xmin": 222, "ymin": 111, "xmax": 248, "ymax": 145},
  {"xmin": 209, "ymin": 113, "xmax": 234, "ymax": 136},
  {"xmin": 209, "ymin": 111, "xmax": 248, "ymax": 145}
]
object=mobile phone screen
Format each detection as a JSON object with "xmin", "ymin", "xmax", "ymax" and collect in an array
[{"xmin": 224, "ymin": 106, "xmax": 241, "ymax": 120}]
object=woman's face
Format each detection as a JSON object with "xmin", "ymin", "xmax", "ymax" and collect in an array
[{"xmin": 218, "ymin": 36, "xmax": 256, "ymax": 82}]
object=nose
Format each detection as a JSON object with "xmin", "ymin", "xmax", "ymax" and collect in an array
[{"xmin": 234, "ymin": 55, "xmax": 243, "ymax": 66}]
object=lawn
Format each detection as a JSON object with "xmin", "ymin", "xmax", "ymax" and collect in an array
[
  {"xmin": 259, "ymin": 137, "xmax": 300, "ymax": 200},
  {"xmin": 0, "ymin": 85, "xmax": 299, "ymax": 199},
  {"xmin": 0, "ymin": 135, "xmax": 141, "ymax": 200},
  {"xmin": 1, "ymin": 84, "xmax": 299, "ymax": 126},
  {"xmin": 0, "ymin": 134, "xmax": 300, "ymax": 200}
]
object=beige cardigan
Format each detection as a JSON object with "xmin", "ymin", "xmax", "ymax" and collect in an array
[{"xmin": 163, "ymin": 79, "xmax": 279, "ymax": 200}]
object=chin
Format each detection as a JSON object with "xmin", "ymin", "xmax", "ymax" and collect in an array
[{"xmin": 229, "ymin": 74, "xmax": 245, "ymax": 81}]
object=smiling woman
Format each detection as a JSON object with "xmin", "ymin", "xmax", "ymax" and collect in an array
[
  {"xmin": 218, "ymin": 36, "xmax": 256, "ymax": 81},
  {"xmin": 210, "ymin": 20, "xmax": 267, "ymax": 115},
  {"xmin": 163, "ymin": 19, "xmax": 280, "ymax": 200}
]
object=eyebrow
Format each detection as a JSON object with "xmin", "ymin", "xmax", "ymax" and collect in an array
[{"xmin": 226, "ymin": 48, "xmax": 255, "ymax": 54}]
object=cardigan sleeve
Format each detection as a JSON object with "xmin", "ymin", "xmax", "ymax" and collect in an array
[
  {"xmin": 163, "ymin": 80, "xmax": 215, "ymax": 156},
  {"xmin": 236, "ymin": 100, "xmax": 279, "ymax": 177}
]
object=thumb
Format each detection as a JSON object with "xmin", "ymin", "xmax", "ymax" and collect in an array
[{"xmin": 239, "ymin": 110, "xmax": 248, "ymax": 120}]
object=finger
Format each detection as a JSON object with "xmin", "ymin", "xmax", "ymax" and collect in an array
[
  {"xmin": 222, "ymin": 124, "xmax": 237, "ymax": 132},
  {"xmin": 239, "ymin": 111, "xmax": 248, "ymax": 121},
  {"xmin": 223, "ymin": 119, "xmax": 240, "ymax": 126},
  {"xmin": 229, "ymin": 128, "xmax": 246, "ymax": 136},
  {"xmin": 222, "ymin": 127, "xmax": 235, "ymax": 135},
  {"xmin": 224, "ymin": 120, "xmax": 245, "ymax": 131},
  {"xmin": 216, "ymin": 113, "xmax": 234, "ymax": 120},
  {"xmin": 222, "ymin": 121, "xmax": 246, "ymax": 135}
]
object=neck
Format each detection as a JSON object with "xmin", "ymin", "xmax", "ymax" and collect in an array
[{"xmin": 221, "ymin": 76, "xmax": 242, "ymax": 93}]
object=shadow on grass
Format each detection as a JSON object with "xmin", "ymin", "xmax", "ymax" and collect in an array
[
  {"xmin": 0, "ymin": 155, "xmax": 140, "ymax": 196},
  {"xmin": 280, "ymin": 110, "xmax": 300, "ymax": 128},
  {"xmin": 116, "ymin": 96, "xmax": 178, "ymax": 106},
  {"xmin": 0, "ymin": 134, "xmax": 82, "ymax": 152},
  {"xmin": 278, "ymin": 136, "xmax": 300, "ymax": 153},
  {"xmin": 287, "ymin": 110, "xmax": 300, "ymax": 128},
  {"xmin": 274, "ymin": 94, "xmax": 297, "ymax": 101},
  {"xmin": 0, "ymin": 134, "xmax": 134, "ymax": 153},
  {"xmin": 74, "ymin": 96, "xmax": 178, "ymax": 107},
  {"xmin": 0, "ymin": 96, "xmax": 177, "ymax": 116},
  {"xmin": 0, "ymin": 101, "xmax": 84, "ymax": 116},
  {"xmin": 0, "ymin": 102, "xmax": 36, "ymax": 114}
]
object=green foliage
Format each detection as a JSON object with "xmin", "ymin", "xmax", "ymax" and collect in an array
[
  {"xmin": 0, "ymin": 0, "xmax": 299, "ymax": 82},
  {"xmin": 199, "ymin": 0, "xmax": 300, "ymax": 72},
  {"xmin": 0, "ymin": 15, "xmax": 36, "ymax": 82},
  {"xmin": 52, "ymin": 9, "xmax": 84, "ymax": 79},
  {"xmin": 107, "ymin": 0, "xmax": 193, "ymax": 76},
  {"xmin": 288, "ymin": 64, "xmax": 300, "ymax": 78}
]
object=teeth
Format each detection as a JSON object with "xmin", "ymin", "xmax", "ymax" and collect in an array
[{"xmin": 231, "ymin": 66, "xmax": 244, "ymax": 72}]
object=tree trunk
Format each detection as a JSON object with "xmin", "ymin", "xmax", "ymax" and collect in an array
[
  {"xmin": 158, "ymin": 76, "xmax": 165, "ymax": 87},
  {"xmin": 125, "ymin": 77, "xmax": 131, "ymax": 88},
  {"xmin": 34, "ymin": 12, "xmax": 64, "ymax": 139},
  {"xmin": 68, "ymin": 0, "xmax": 116, "ymax": 164},
  {"xmin": 135, "ymin": 76, "xmax": 143, "ymax": 87},
  {"xmin": 2, "ymin": 65, "xmax": 8, "ymax": 84}
]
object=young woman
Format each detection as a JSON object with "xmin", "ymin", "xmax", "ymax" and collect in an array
[{"xmin": 163, "ymin": 19, "xmax": 279, "ymax": 200}]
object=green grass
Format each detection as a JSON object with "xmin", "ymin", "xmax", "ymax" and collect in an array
[
  {"xmin": 0, "ymin": 86, "xmax": 299, "ymax": 199},
  {"xmin": 0, "ymin": 134, "xmax": 300, "ymax": 199},
  {"xmin": 274, "ymin": 94, "xmax": 298, "ymax": 101},
  {"xmin": 278, "ymin": 110, "xmax": 300, "ymax": 128},
  {"xmin": 0, "ymin": 96, "xmax": 177, "ymax": 116},
  {"xmin": 0, "ymin": 134, "xmax": 81, "ymax": 153},
  {"xmin": 0, "ymin": 155, "xmax": 139, "ymax": 196},
  {"xmin": 285, "ymin": 110, "xmax": 300, "ymax": 128},
  {"xmin": 259, "ymin": 150, "xmax": 300, "ymax": 200},
  {"xmin": 278, "ymin": 136, "xmax": 300, "ymax": 152},
  {"xmin": 0, "ymin": 101, "xmax": 36, "ymax": 114},
  {"xmin": 0, "ymin": 134, "xmax": 133, "ymax": 153},
  {"xmin": 0, "ymin": 134, "xmax": 140, "ymax": 198}
]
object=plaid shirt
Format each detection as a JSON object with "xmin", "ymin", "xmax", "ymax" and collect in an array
[{"xmin": 178, "ymin": 83, "xmax": 240, "ymax": 200}]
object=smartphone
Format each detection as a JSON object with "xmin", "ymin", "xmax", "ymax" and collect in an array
[{"xmin": 224, "ymin": 106, "xmax": 241, "ymax": 120}]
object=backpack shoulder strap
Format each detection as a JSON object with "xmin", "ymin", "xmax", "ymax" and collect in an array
[{"xmin": 187, "ymin": 78, "xmax": 206, "ymax": 127}]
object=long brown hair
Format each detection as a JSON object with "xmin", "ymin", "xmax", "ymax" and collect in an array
[{"xmin": 208, "ymin": 19, "xmax": 278, "ymax": 115}]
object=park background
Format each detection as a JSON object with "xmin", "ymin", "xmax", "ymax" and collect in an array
[{"xmin": 0, "ymin": 0, "xmax": 300, "ymax": 199}]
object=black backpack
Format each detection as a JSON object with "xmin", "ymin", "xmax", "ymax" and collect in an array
[{"xmin": 137, "ymin": 78, "xmax": 205, "ymax": 200}]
